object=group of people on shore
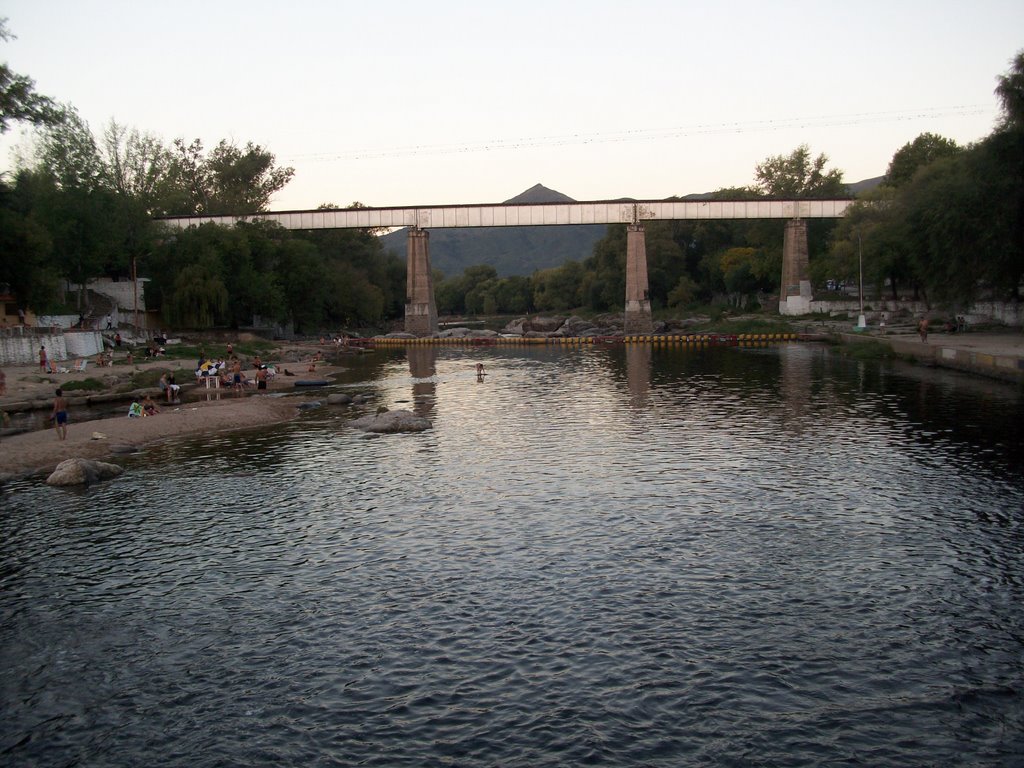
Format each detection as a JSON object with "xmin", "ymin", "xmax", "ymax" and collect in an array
[
  {"xmin": 39, "ymin": 341, "xmax": 284, "ymax": 441},
  {"xmin": 128, "ymin": 395, "xmax": 161, "ymax": 418},
  {"xmin": 195, "ymin": 353, "xmax": 273, "ymax": 393}
]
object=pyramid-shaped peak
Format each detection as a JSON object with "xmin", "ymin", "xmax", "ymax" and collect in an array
[{"xmin": 503, "ymin": 184, "xmax": 577, "ymax": 205}]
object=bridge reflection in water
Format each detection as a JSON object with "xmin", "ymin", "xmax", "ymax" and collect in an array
[{"xmin": 407, "ymin": 345, "xmax": 438, "ymax": 418}]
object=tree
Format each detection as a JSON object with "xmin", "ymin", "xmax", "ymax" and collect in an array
[
  {"xmin": 169, "ymin": 261, "xmax": 229, "ymax": 328},
  {"xmin": 583, "ymin": 225, "xmax": 627, "ymax": 310},
  {"xmin": 276, "ymin": 238, "xmax": 326, "ymax": 333},
  {"xmin": 205, "ymin": 140, "xmax": 294, "ymax": 215},
  {"xmin": 0, "ymin": 19, "xmax": 57, "ymax": 133},
  {"xmin": 163, "ymin": 138, "xmax": 294, "ymax": 216},
  {"xmin": 666, "ymin": 274, "xmax": 698, "ymax": 308},
  {"xmin": 0, "ymin": 174, "xmax": 58, "ymax": 311},
  {"xmin": 883, "ymin": 133, "xmax": 961, "ymax": 188},
  {"xmin": 995, "ymin": 50, "xmax": 1024, "ymax": 131},
  {"xmin": 31, "ymin": 106, "xmax": 104, "ymax": 190},
  {"xmin": 101, "ymin": 120, "xmax": 174, "ymax": 213},
  {"xmin": 992, "ymin": 50, "xmax": 1024, "ymax": 297},
  {"xmin": 826, "ymin": 187, "xmax": 918, "ymax": 301},
  {"xmin": 28, "ymin": 109, "xmax": 148, "ymax": 287},
  {"xmin": 753, "ymin": 144, "xmax": 847, "ymax": 198},
  {"xmin": 532, "ymin": 261, "xmax": 584, "ymax": 311}
]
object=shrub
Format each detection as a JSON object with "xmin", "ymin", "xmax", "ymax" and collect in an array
[{"xmin": 61, "ymin": 378, "xmax": 105, "ymax": 392}]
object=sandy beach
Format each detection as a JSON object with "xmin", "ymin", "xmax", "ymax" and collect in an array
[{"xmin": 0, "ymin": 353, "xmax": 339, "ymax": 481}]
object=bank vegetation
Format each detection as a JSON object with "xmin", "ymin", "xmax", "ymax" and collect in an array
[{"xmin": 2, "ymin": 26, "xmax": 1021, "ymax": 333}]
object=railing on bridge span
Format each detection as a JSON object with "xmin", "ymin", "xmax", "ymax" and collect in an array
[{"xmin": 156, "ymin": 199, "xmax": 852, "ymax": 231}]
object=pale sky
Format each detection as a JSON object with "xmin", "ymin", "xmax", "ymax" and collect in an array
[{"xmin": 1, "ymin": 0, "xmax": 1021, "ymax": 210}]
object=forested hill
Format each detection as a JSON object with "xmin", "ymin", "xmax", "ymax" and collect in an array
[
  {"xmin": 378, "ymin": 184, "xmax": 608, "ymax": 278},
  {"xmin": 378, "ymin": 179, "xmax": 882, "ymax": 279}
]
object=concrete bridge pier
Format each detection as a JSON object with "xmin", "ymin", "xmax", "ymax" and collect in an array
[
  {"xmin": 778, "ymin": 219, "xmax": 812, "ymax": 316},
  {"xmin": 405, "ymin": 228, "xmax": 438, "ymax": 336},
  {"xmin": 624, "ymin": 224, "xmax": 654, "ymax": 334}
]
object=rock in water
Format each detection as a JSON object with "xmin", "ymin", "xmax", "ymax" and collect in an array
[
  {"xmin": 47, "ymin": 458, "xmax": 124, "ymax": 487},
  {"xmin": 327, "ymin": 393, "xmax": 352, "ymax": 405},
  {"xmin": 349, "ymin": 409, "xmax": 432, "ymax": 434}
]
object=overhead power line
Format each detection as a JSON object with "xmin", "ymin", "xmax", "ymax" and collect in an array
[{"xmin": 283, "ymin": 105, "xmax": 989, "ymax": 163}]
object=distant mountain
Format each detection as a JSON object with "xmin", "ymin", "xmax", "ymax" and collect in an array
[
  {"xmin": 379, "ymin": 178, "xmax": 884, "ymax": 279},
  {"xmin": 503, "ymin": 182, "xmax": 576, "ymax": 204},
  {"xmin": 846, "ymin": 175, "xmax": 884, "ymax": 195},
  {"xmin": 378, "ymin": 184, "xmax": 607, "ymax": 278}
]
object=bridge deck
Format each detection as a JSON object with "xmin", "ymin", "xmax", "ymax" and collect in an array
[{"xmin": 156, "ymin": 199, "xmax": 852, "ymax": 231}]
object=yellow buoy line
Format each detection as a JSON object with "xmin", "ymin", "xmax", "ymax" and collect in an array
[{"xmin": 356, "ymin": 333, "xmax": 800, "ymax": 347}]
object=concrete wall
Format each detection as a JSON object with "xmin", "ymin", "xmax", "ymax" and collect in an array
[
  {"xmin": 37, "ymin": 314, "xmax": 83, "ymax": 330},
  {"xmin": 971, "ymin": 301, "xmax": 1023, "ymax": 326},
  {"xmin": 0, "ymin": 328, "xmax": 103, "ymax": 366},
  {"xmin": 81, "ymin": 277, "xmax": 148, "ymax": 311},
  {"xmin": 806, "ymin": 299, "xmax": 1022, "ymax": 327},
  {"xmin": 856, "ymin": 333, "xmax": 1024, "ymax": 383}
]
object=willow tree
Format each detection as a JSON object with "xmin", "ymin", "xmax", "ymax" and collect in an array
[{"xmin": 168, "ymin": 262, "xmax": 229, "ymax": 328}]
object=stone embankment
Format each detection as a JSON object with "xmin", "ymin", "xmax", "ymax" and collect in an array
[{"xmin": 839, "ymin": 330, "xmax": 1024, "ymax": 384}]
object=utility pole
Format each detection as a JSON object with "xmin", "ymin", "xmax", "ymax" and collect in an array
[{"xmin": 857, "ymin": 231, "xmax": 866, "ymax": 329}]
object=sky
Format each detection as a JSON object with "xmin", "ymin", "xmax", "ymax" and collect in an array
[{"xmin": 1, "ymin": 0, "xmax": 1021, "ymax": 211}]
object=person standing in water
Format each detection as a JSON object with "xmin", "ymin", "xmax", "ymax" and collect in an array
[{"xmin": 52, "ymin": 388, "xmax": 68, "ymax": 440}]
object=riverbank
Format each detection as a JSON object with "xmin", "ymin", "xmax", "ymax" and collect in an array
[
  {"xmin": 833, "ymin": 328, "xmax": 1024, "ymax": 383},
  {"xmin": 0, "ymin": 396, "xmax": 304, "ymax": 481},
  {"xmin": 0, "ymin": 350, "xmax": 344, "ymax": 482}
]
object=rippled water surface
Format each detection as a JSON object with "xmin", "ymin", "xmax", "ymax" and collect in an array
[{"xmin": 3, "ymin": 343, "xmax": 1024, "ymax": 766}]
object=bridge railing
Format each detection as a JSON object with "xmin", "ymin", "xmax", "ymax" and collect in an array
[{"xmin": 156, "ymin": 198, "xmax": 853, "ymax": 232}]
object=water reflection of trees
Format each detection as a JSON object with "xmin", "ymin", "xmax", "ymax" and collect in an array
[{"xmin": 607, "ymin": 341, "xmax": 1024, "ymax": 477}]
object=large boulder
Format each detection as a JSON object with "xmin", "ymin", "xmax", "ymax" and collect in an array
[
  {"xmin": 350, "ymin": 409, "xmax": 432, "ymax": 434},
  {"xmin": 503, "ymin": 317, "xmax": 527, "ymax": 334},
  {"xmin": 562, "ymin": 316, "xmax": 595, "ymax": 336},
  {"xmin": 523, "ymin": 315, "xmax": 566, "ymax": 333},
  {"xmin": 47, "ymin": 458, "xmax": 124, "ymax": 487},
  {"xmin": 438, "ymin": 327, "xmax": 474, "ymax": 338}
]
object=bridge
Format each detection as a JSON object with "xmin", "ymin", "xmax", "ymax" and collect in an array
[{"xmin": 158, "ymin": 198, "xmax": 853, "ymax": 335}]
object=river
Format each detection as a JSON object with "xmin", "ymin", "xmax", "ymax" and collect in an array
[{"xmin": 2, "ymin": 341, "xmax": 1023, "ymax": 766}]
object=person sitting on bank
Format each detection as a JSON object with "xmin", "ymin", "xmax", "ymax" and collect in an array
[
  {"xmin": 142, "ymin": 395, "xmax": 160, "ymax": 416},
  {"xmin": 165, "ymin": 370, "xmax": 180, "ymax": 403},
  {"xmin": 127, "ymin": 398, "xmax": 143, "ymax": 418},
  {"xmin": 161, "ymin": 372, "xmax": 181, "ymax": 403}
]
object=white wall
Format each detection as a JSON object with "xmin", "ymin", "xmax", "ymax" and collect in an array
[
  {"xmin": 82, "ymin": 277, "xmax": 148, "ymax": 311},
  {"xmin": 0, "ymin": 329, "xmax": 103, "ymax": 365}
]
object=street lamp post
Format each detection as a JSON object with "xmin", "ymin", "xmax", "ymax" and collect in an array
[
  {"xmin": 857, "ymin": 231, "xmax": 866, "ymax": 329},
  {"xmin": 131, "ymin": 254, "xmax": 139, "ymax": 331}
]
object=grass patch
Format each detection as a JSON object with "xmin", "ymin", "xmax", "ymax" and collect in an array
[
  {"xmin": 841, "ymin": 339, "xmax": 898, "ymax": 361},
  {"xmin": 160, "ymin": 340, "xmax": 276, "ymax": 362},
  {"xmin": 61, "ymin": 378, "xmax": 106, "ymax": 392}
]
